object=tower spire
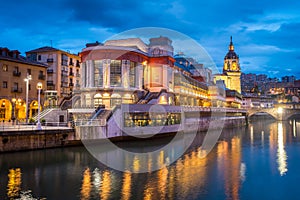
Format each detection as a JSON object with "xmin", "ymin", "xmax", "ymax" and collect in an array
[{"xmin": 229, "ymin": 36, "xmax": 234, "ymax": 51}]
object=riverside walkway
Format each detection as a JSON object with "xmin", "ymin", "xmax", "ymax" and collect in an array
[{"xmin": 0, "ymin": 121, "xmax": 72, "ymax": 132}]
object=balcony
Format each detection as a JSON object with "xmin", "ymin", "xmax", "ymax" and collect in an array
[
  {"xmin": 47, "ymin": 58, "xmax": 54, "ymax": 63},
  {"xmin": 61, "ymin": 82, "xmax": 68, "ymax": 88},
  {"xmin": 76, "ymin": 73, "xmax": 80, "ymax": 77},
  {"xmin": 13, "ymin": 71, "xmax": 21, "ymax": 77},
  {"xmin": 11, "ymin": 87, "xmax": 22, "ymax": 93},
  {"xmin": 47, "ymin": 85, "xmax": 55, "ymax": 90},
  {"xmin": 76, "ymin": 84, "xmax": 81, "ymax": 88},
  {"xmin": 69, "ymin": 72, "xmax": 74, "ymax": 76},
  {"xmin": 37, "ymin": 89, "xmax": 44, "ymax": 95},
  {"xmin": 47, "ymin": 81, "xmax": 54, "ymax": 86},
  {"xmin": 69, "ymin": 61, "xmax": 74, "ymax": 66},
  {"xmin": 38, "ymin": 74, "xmax": 46, "ymax": 80},
  {"xmin": 47, "ymin": 69, "xmax": 54, "ymax": 74},
  {"xmin": 69, "ymin": 83, "xmax": 74, "ymax": 87}
]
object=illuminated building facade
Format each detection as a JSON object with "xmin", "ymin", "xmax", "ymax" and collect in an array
[
  {"xmin": 213, "ymin": 37, "xmax": 242, "ymax": 108},
  {"xmin": 0, "ymin": 47, "xmax": 47, "ymax": 121},
  {"xmin": 26, "ymin": 47, "xmax": 81, "ymax": 107},
  {"xmin": 78, "ymin": 36, "xmax": 212, "ymax": 109},
  {"xmin": 214, "ymin": 37, "xmax": 242, "ymax": 94}
]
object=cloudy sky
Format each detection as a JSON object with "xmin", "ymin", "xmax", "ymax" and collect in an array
[{"xmin": 1, "ymin": 0, "xmax": 300, "ymax": 78}]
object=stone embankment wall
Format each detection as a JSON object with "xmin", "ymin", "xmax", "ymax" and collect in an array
[
  {"xmin": 76, "ymin": 115, "xmax": 246, "ymax": 140},
  {"xmin": 0, "ymin": 129, "xmax": 76, "ymax": 152}
]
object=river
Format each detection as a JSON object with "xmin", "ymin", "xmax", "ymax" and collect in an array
[{"xmin": 1, "ymin": 118, "xmax": 300, "ymax": 200}]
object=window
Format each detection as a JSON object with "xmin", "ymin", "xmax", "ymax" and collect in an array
[
  {"xmin": 29, "ymin": 84, "xmax": 31, "ymax": 90},
  {"xmin": 27, "ymin": 69, "xmax": 31, "ymax": 75},
  {"xmin": 94, "ymin": 60, "xmax": 103, "ymax": 87},
  {"xmin": 14, "ymin": 66, "xmax": 19, "ymax": 72},
  {"xmin": 110, "ymin": 60, "xmax": 122, "ymax": 87},
  {"xmin": 2, "ymin": 64, "xmax": 8, "ymax": 71},
  {"xmin": 129, "ymin": 61, "xmax": 136, "ymax": 87},
  {"xmin": 61, "ymin": 54, "xmax": 68, "ymax": 66},
  {"xmin": 69, "ymin": 58, "xmax": 73, "ymax": 65},
  {"xmin": 2, "ymin": 81, "xmax": 7, "ymax": 88},
  {"xmin": 13, "ymin": 82, "xmax": 18, "ymax": 90},
  {"xmin": 38, "ymin": 55, "xmax": 41, "ymax": 60}
]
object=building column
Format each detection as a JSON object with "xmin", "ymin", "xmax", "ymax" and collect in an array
[
  {"xmin": 103, "ymin": 59, "xmax": 110, "ymax": 88},
  {"xmin": 162, "ymin": 65, "xmax": 168, "ymax": 89}
]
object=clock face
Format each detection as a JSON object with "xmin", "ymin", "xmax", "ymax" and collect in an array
[{"xmin": 232, "ymin": 62, "xmax": 238, "ymax": 71}]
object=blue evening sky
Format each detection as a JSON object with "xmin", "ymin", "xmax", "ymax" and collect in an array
[{"xmin": 1, "ymin": 0, "xmax": 300, "ymax": 78}]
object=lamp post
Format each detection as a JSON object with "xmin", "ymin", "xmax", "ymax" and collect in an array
[
  {"xmin": 36, "ymin": 82, "xmax": 43, "ymax": 130},
  {"xmin": 12, "ymin": 98, "xmax": 16, "ymax": 125},
  {"xmin": 24, "ymin": 74, "xmax": 32, "ymax": 124}
]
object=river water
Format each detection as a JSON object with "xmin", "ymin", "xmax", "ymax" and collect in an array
[{"xmin": 1, "ymin": 118, "xmax": 300, "ymax": 200}]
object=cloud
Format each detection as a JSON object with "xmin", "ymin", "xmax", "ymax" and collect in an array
[{"xmin": 0, "ymin": 0, "xmax": 300, "ymax": 78}]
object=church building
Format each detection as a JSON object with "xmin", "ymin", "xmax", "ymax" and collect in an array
[{"xmin": 214, "ymin": 36, "xmax": 241, "ymax": 94}]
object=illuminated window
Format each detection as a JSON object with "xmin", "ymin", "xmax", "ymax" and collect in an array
[
  {"xmin": 94, "ymin": 60, "xmax": 103, "ymax": 87},
  {"xmin": 129, "ymin": 61, "xmax": 136, "ymax": 87},
  {"xmin": 94, "ymin": 93, "xmax": 103, "ymax": 108},
  {"xmin": 111, "ymin": 93, "xmax": 122, "ymax": 107},
  {"xmin": 110, "ymin": 60, "xmax": 122, "ymax": 87},
  {"xmin": 2, "ymin": 64, "xmax": 8, "ymax": 71}
]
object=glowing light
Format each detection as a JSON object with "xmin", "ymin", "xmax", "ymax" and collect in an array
[
  {"xmin": 7, "ymin": 168, "xmax": 22, "ymax": 199},
  {"xmin": 99, "ymin": 171, "xmax": 111, "ymax": 200},
  {"xmin": 133, "ymin": 156, "xmax": 140, "ymax": 173},
  {"xmin": 277, "ymin": 122, "xmax": 288, "ymax": 176},
  {"xmin": 121, "ymin": 172, "xmax": 131, "ymax": 200},
  {"xmin": 80, "ymin": 168, "xmax": 91, "ymax": 200},
  {"xmin": 277, "ymin": 107, "xmax": 283, "ymax": 114}
]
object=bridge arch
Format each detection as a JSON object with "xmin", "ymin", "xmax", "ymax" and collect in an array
[
  {"xmin": 285, "ymin": 112, "xmax": 300, "ymax": 120},
  {"xmin": 247, "ymin": 108, "xmax": 279, "ymax": 120}
]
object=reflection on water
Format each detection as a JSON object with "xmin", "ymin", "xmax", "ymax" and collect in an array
[
  {"xmin": 7, "ymin": 168, "xmax": 22, "ymax": 199},
  {"xmin": 121, "ymin": 172, "xmax": 131, "ymax": 200},
  {"xmin": 277, "ymin": 122, "xmax": 288, "ymax": 176},
  {"xmin": 80, "ymin": 168, "xmax": 91, "ymax": 200},
  {"xmin": 1, "ymin": 118, "xmax": 300, "ymax": 199}
]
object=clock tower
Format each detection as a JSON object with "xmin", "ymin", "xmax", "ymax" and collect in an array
[{"xmin": 222, "ymin": 36, "xmax": 241, "ymax": 93}]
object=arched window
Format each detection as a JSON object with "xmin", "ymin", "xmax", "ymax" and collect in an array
[
  {"xmin": 123, "ymin": 93, "xmax": 133, "ymax": 104},
  {"xmin": 111, "ymin": 93, "xmax": 122, "ymax": 107},
  {"xmin": 94, "ymin": 93, "xmax": 103, "ymax": 108}
]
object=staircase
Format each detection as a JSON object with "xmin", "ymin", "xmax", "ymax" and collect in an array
[
  {"xmin": 60, "ymin": 95, "xmax": 80, "ymax": 110},
  {"xmin": 31, "ymin": 108, "xmax": 59, "ymax": 121},
  {"xmin": 137, "ymin": 92, "xmax": 160, "ymax": 104}
]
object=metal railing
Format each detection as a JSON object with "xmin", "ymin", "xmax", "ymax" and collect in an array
[
  {"xmin": 75, "ymin": 119, "xmax": 106, "ymax": 126},
  {"xmin": 0, "ymin": 121, "xmax": 73, "ymax": 132}
]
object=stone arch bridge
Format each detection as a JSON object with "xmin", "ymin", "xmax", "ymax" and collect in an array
[{"xmin": 247, "ymin": 106, "xmax": 300, "ymax": 121}]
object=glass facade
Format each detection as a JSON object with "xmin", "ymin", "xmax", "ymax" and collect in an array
[{"xmin": 124, "ymin": 112, "xmax": 181, "ymax": 127}]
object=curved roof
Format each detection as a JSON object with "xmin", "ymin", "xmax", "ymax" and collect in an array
[
  {"xmin": 224, "ymin": 36, "xmax": 239, "ymax": 60},
  {"xmin": 225, "ymin": 50, "xmax": 239, "ymax": 59}
]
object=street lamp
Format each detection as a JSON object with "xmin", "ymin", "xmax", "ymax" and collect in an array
[
  {"xmin": 24, "ymin": 74, "xmax": 32, "ymax": 124},
  {"xmin": 12, "ymin": 98, "xmax": 16, "ymax": 125},
  {"xmin": 36, "ymin": 82, "xmax": 43, "ymax": 130}
]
